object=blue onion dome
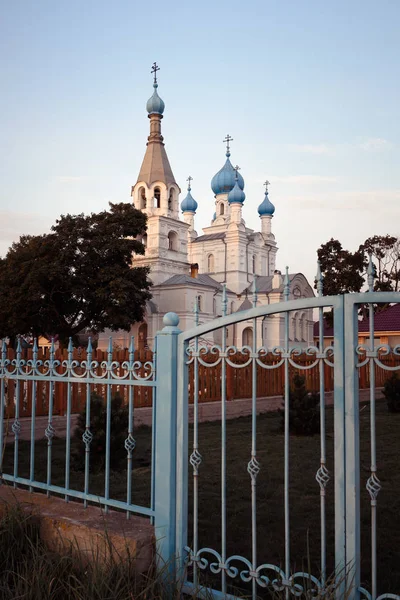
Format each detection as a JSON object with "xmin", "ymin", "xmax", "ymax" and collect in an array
[
  {"xmin": 181, "ymin": 182, "xmax": 198, "ymax": 213},
  {"xmin": 211, "ymin": 152, "xmax": 245, "ymax": 195},
  {"xmin": 228, "ymin": 180, "xmax": 246, "ymax": 204},
  {"xmin": 258, "ymin": 189, "xmax": 275, "ymax": 215},
  {"xmin": 212, "ymin": 211, "xmax": 217, "ymax": 221},
  {"xmin": 146, "ymin": 83, "xmax": 165, "ymax": 115}
]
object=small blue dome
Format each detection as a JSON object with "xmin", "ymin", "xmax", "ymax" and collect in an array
[
  {"xmin": 212, "ymin": 211, "xmax": 217, "ymax": 221},
  {"xmin": 181, "ymin": 185, "xmax": 198, "ymax": 213},
  {"xmin": 211, "ymin": 153, "xmax": 245, "ymax": 195},
  {"xmin": 258, "ymin": 190, "xmax": 275, "ymax": 215},
  {"xmin": 228, "ymin": 181, "xmax": 246, "ymax": 204},
  {"xmin": 146, "ymin": 83, "xmax": 165, "ymax": 115}
]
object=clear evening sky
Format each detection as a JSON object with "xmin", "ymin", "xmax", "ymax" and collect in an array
[{"xmin": 1, "ymin": 0, "xmax": 399, "ymax": 287}]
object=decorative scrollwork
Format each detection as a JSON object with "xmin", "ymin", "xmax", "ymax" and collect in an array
[
  {"xmin": 316, "ymin": 464, "xmax": 330, "ymax": 490},
  {"xmin": 45, "ymin": 423, "xmax": 56, "ymax": 441},
  {"xmin": 185, "ymin": 547, "xmax": 324, "ymax": 595},
  {"xmin": 366, "ymin": 472, "xmax": 382, "ymax": 503},
  {"xmin": 82, "ymin": 428, "xmax": 93, "ymax": 447},
  {"xmin": 11, "ymin": 419, "xmax": 21, "ymax": 436},
  {"xmin": 124, "ymin": 433, "xmax": 136, "ymax": 453},
  {"xmin": 359, "ymin": 586, "xmax": 400, "ymax": 600},
  {"xmin": 189, "ymin": 448, "xmax": 202, "ymax": 474},
  {"xmin": 247, "ymin": 456, "xmax": 260, "ymax": 482}
]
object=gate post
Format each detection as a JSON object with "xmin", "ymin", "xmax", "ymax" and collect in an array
[
  {"xmin": 154, "ymin": 313, "xmax": 181, "ymax": 572},
  {"xmin": 343, "ymin": 296, "xmax": 361, "ymax": 598}
]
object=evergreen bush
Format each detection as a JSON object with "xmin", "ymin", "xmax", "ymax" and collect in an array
[
  {"xmin": 382, "ymin": 373, "xmax": 400, "ymax": 413},
  {"xmin": 73, "ymin": 392, "xmax": 130, "ymax": 471},
  {"xmin": 281, "ymin": 373, "xmax": 320, "ymax": 436}
]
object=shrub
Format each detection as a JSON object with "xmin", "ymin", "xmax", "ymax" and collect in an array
[
  {"xmin": 73, "ymin": 392, "xmax": 130, "ymax": 472},
  {"xmin": 383, "ymin": 373, "xmax": 400, "ymax": 413},
  {"xmin": 280, "ymin": 373, "xmax": 320, "ymax": 436}
]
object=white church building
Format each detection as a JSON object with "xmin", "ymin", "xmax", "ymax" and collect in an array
[{"xmin": 98, "ymin": 69, "xmax": 314, "ymax": 351}]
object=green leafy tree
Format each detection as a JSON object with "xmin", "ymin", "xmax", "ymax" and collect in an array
[
  {"xmin": 0, "ymin": 203, "xmax": 151, "ymax": 345},
  {"xmin": 316, "ymin": 238, "xmax": 366, "ymax": 296},
  {"xmin": 361, "ymin": 235, "xmax": 400, "ymax": 292}
]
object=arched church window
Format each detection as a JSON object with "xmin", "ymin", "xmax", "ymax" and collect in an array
[
  {"xmin": 142, "ymin": 234, "xmax": 147, "ymax": 248},
  {"xmin": 208, "ymin": 254, "xmax": 215, "ymax": 272},
  {"xmin": 168, "ymin": 189, "xmax": 174, "ymax": 211},
  {"xmin": 213, "ymin": 298, "xmax": 217, "ymax": 314},
  {"xmin": 230, "ymin": 301, "xmax": 235, "ymax": 314},
  {"xmin": 168, "ymin": 231, "xmax": 178, "ymax": 251},
  {"xmin": 154, "ymin": 187, "xmax": 161, "ymax": 208},
  {"xmin": 197, "ymin": 295, "xmax": 203, "ymax": 312},
  {"xmin": 252, "ymin": 255, "xmax": 256, "ymax": 273},
  {"xmin": 220, "ymin": 203, "xmax": 224, "ymax": 216},
  {"xmin": 139, "ymin": 187, "xmax": 146, "ymax": 209},
  {"xmin": 242, "ymin": 327, "xmax": 253, "ymax": 347}
]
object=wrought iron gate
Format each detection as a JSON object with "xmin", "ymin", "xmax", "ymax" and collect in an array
[{"xmin": 169, "ymin": 270, "xmax": 400, "ymax": 600}]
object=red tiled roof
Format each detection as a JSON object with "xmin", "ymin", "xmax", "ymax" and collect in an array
[{"xmin": 314, "ymin": 303, "xmax": 400, "ymax": 338}]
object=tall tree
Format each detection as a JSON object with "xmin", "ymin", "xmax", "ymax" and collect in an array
[
  {"xmin": 316, "ymin": 238, "xmax": 366, "ymax": 295},
  {"xmin": 0, "ymin": 203, "xmax": 151, "ymax": 345},
  {"xmin": 360, "ymin": 235, "xmax": 400, "ymax": 292}
]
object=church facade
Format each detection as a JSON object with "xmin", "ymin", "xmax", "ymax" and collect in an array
[{"xmin": 98, "ymin": 70, "xmax": 314, "ymax": 351}]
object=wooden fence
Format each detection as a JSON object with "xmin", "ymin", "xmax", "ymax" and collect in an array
[{"xmin": 2, "ymin": 347, "xmax": 399, "ymax": 419}]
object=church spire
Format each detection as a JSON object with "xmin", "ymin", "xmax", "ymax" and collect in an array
[{"xmin": 136, "ymin": 64, "xmax": 177, "ymax": 187}]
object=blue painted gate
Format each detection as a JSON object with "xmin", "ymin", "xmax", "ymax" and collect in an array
[{"xmin": 154, "ymin": 266, "xmax": 400, "ymax": 600}]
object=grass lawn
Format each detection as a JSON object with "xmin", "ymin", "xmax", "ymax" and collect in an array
[{"xmin": 2, "ymin": 398, "xmax": 399, "ymax": 596}]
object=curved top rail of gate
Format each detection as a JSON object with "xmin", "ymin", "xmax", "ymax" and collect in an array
[
  {"xmin": 179, "ymin": 291, "xmax": 400, "ymax": 342},
  {"xmin": 179, "ymin": 295, "xmax": 341, "ymax": 342}
]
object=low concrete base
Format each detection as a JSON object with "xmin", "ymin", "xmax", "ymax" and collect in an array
[{"xmin": 0, "ymin": 484, "xmax": 154, "ymax": 575}]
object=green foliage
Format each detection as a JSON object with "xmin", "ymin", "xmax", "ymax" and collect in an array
[
  {"xmin": 361, "ymin": 235, "xmax": 400, "ymax": 292},
  {"xmin": 281, "ymin": 373, "xmax": 320, "ymax": 436},
  {"xmin": 0, "ymin": 202, "xmax": 151, "ymax": 344},
  {"xmin": 73, "ymin": 392, "xmax": 130, "ymax": 471},
  {"xmin": 383, "ymin": 373, "xmax": 400, "ymax": 413},
  {"xmin": 316, "ymin": 238, "xmax": 366, "ymax": 296}
]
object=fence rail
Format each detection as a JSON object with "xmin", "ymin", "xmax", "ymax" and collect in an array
[{"xmin": 2, "ymin": 346, "xmax": 398, "ymax": 418}]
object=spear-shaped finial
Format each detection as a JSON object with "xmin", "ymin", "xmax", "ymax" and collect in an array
[
  {"xmin": 107, "ymin": 337, "xmax": 113, "ymax": 357},
  {"xmin": 222, "ymin": 283, "xmax": 228, "ymax": 317},
  {"xmin": 283, "ymin": 266, "xmax": 290, "ymax": 301},
  {"xmin": 33, "ymin": 338, "xmax": 38, "ymax": 356},
  {"xmin": 1, "ymin": 339, "xmax": 7, "ymax": 357},
  {"xmin": 87, "ymin": 336, "xmax": 93, "ymax": 355},
  {"xmin": 16, "ymin": 336, "xmax": 22, "ymax": 355},
  {"xmin": 252, "ymin": 273, "xmax": 258, "ymax": 308},
  {"xmin": 68, "ymin": 337, "xmax": 73, "ymax": 356},
  {"xmin": 367, "ymin": 253, "xmax": 376, "ymax": 293},
  {"xmin": 50, "ymin": 338, "xmax": 55, "ymax": 358},
  {"xmin": 316, "ymin": 261, "xmax": 324, "ymax": 297},
  {"xmin": 129, "ymin": 336, "xmax": 135, "ymax": 357}
]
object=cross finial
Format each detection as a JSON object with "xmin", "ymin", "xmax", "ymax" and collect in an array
[
  {"xmin": 234, "ymin": 165, "xmax": 240, "ymax": 181},
  {"xmin": 223, "ymin": 134, "xmax": 233, "ymax": 155},
  {"xmin": 264, "ymin": 180, "xmax": 270, "ymax": 191},
  {"xmin": 151, "ymin": 62, "xmax": 160, "ymax": 84},
  {"xmin": 186, "ymin": 175, "xmax": 193, "ymax": 190}
]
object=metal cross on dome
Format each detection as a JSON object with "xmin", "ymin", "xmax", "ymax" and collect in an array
[
  {"xmin": 151, "ymin": 62, "xmax": 160, "ymax": 83},
  {"xmin": 223, "ymin": 134, "xmax": 233, "ymax": 153},
  {"xmin": 234, "ymin": 165, "xmax": 240, "ymax": 180},
  {"xmin": 186, "ymin": 175, "xmax": 193, "ymax": 189},
  {"xmin": 264, "ymin": 180, "xmax": 270, "ymax": 191}
]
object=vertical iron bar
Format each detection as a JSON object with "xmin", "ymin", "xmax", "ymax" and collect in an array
[
  {"xmin": 13, "ymin": 337, "xmax": 22, "ymax": 487},
  {"xmin": 151, "ymin": 335, "xmax": 157, "ymax": 526},
  {"xmin": 316, "ymin": 263, "xmax": 328, "ymax": 584},
  {"xmin": 0, "ymin": 340, "xmax": 6, "ymax": 479},
  {"xmin": 221, "ymin": 287, "xmax": 228, "ymax": 595},
  {"xmin": 64, "ymin": 338, "xmax": 73, "ymax": 502},
  {"xmin": 29, "ymin": 339, "xmax": 38, "ymax": 492},
  {"xmin": 126, "ymin": 336, "xmax": 135, "ymax": 520},
  {"xmin": 283, "ymin": 268, "xmax": 290, "ymax": 593},
  {"xmin": 46, "ymin": 339, "xmax": 55, "ymax": 497},
  {"xmin": 368, "ymin": 299, "xmax": 378, "ymax": 599},
  {"xmin": 251, "ymin": 275, "xmax": 258, "ymax": 600},
  {"xmin": 193, "ymin": 300, "xmax": 200, "ymax": 589},
  {"xmin": 83, "ymin": 338, "xmax": 93, "ymax": 508},
  {"xmin": 104, "ymin": 337, "xmax": 113, "ymax": 513}
]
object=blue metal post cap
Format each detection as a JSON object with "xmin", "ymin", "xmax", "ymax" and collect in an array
[{"xmin": 163, "ymin": 312, "xmax": 180, "ymax": 327}]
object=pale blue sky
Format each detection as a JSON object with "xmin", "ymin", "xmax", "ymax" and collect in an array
[{"xmin": 1, "ymin": 0, "xmax": 399, "ymax": 286}]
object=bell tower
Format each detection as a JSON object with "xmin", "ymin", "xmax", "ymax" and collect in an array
[{"xmin": 131, "ymin": 64, "xmax": 190, "ymax": 285}]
